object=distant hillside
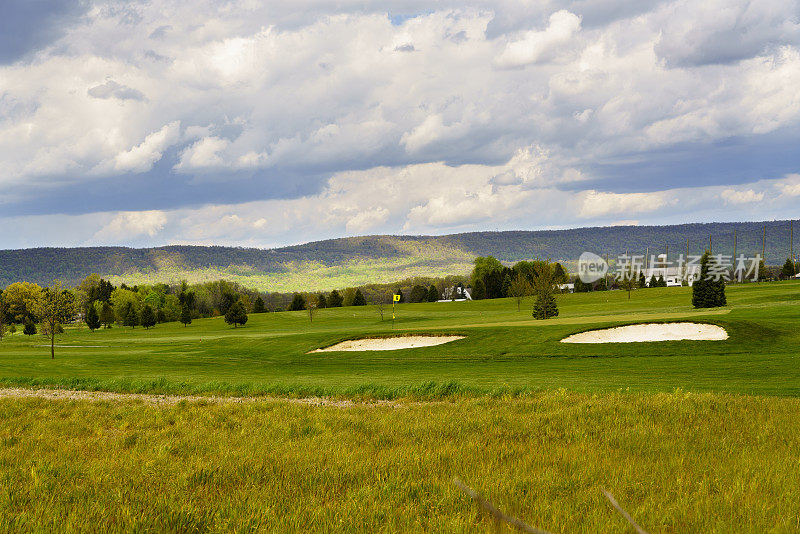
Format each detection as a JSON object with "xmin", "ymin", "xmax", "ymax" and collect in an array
[{"xmin": 0, "ymin": 220, "xmax": 795, "ymax": 291}]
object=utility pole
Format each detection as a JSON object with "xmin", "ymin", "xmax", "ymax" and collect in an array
[
  {"xmin": 762, "ymin": 224, "xmax": 766, "ymax": 262},
  {"xmin": 791, "ymin": 220, "xmax": 794, "ymax": 265},
  {"xmin": 645, "ymin": 246, "xmax": 649, "ymax": 272},
  {"xmin": 733, "ymin": 229, "xmax": 737, "ymax": 282}
]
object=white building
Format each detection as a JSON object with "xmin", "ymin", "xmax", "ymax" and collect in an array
[{"xmin": 643, "ymin": 265, "xmax": 701, "ymax": 287}]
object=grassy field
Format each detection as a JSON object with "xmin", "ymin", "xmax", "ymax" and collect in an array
[
  {"xmin": 0, "ymin": 280, "xmax": 798, "ymax": 397},
  {"xmin": 1, "ymin": 392, "xmax": 799, "ymax": 532},
  {"xmin": 2, "ymin": 281, "xmax": 799, "ymax": 532}
]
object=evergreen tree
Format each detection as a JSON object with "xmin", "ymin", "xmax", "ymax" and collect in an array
[
  {"xmin": 23, "ymin": 319, "xmax": 36, "ymax": 336},
  {"xmin": 317, "ymin": 293, "xmax": 327, "ymax": 309},
  {"xmin": 252, "ymin": 295, "xmax": 266, "ymax": 313},
  {"xmin": 85, "ymin": 304, "xmax": 101, "ymax": 331},
  {"xmin": 224, "ymin": 301, "xmax": 248, "ymax": 328},
  {"xmin": 352, "ymin": 289, "xmax": 367, "ymax": 306},
  {"xmin": 639, "ymin": 272, "xmax": 647, "ymax": 288},
  {"xmin": 100, "ymin": 301, "xmax": 115, "ymax": 329},
  {"xmin": 180, "ymin": 304, "xmax": 192, "ymax": 327},
  {"xmin": 288, "ymin": 293, "xmax": 306, "ymax": 311},
  {"xmin": 123, "ymin": 302, "xmax": 139, "ymax": 328},
  {"xmin": 649, "ymin": 275, "xmax": 658, "ymax": 288},
  {"xmin": 427, "ymin": 285, "xmax": 439, "ymax": 302},
  {"xmin": 140, "ymin": 305, "xmax": 156, "ymax": 329},
  {"xmin": 657, "ymin": 274, "xmax": 667, "ymax": 287},
  {"xmin": 328, "ymin": 290, "xmax": 343, "ymax": 308},
  {"xmin": 781, "ymin": 258, "xmax": 797, "ymax": 279},
  {"xmin": 532, "ymin": 294, "xmax": 559, "ymax": 320},
  {"xmin": 692, "ymin": 251, "xmax": 727, "ymax": 308},
  {"xmin": 552, "ymin": 263, "xmax": 569, "ymax": 284}
]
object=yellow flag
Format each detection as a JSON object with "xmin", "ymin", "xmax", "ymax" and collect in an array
[{"xmin": 393, "ymin": 294, "xmax": 401, "ymax": 302}]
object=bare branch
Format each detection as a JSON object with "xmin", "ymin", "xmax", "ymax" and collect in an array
[
  {"xmin": 453, "ymin": 477, "xmax": 553, "ymax": 534},
  {"xmin": 602, "ymin": 489, "xmax": 649, "ymax": 534}
]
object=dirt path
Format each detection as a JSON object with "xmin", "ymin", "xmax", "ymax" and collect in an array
[{"xmin": 0, "ymin": 387, "xmax": 400, "ymax": 408}]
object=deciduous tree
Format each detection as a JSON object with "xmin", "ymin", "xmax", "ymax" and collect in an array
[{"xmin": 34, "ymin": 283, "xmax": 76, "ymax": 359}]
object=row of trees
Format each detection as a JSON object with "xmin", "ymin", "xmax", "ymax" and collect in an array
[{"xmin": 469, "ymin": 256, "xmax": 562, "ymax": 319}]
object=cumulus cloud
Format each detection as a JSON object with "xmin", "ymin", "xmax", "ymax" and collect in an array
[
  {"xmin": 776, "ymin": 173, "xmax": 800, "ymax": 196},
  {"xmin": 579, "ymin": 190, "xmax": 670, "ymax": 218},
  {"xmin": 103, "ymin": 121, "xmax": 181, "ymax": 174},
  {"xmin": 93, "ymin": 210, "xmax": 167, "ymax": 243},
  {"xmin": 495, "ymin": 10, "xmax": 582, "ymax": 68},
  {"xmin": 721, "ymin": 188, "xmax": 765, "ymax": 204}
]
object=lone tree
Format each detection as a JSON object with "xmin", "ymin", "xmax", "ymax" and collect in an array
[
  {"xmin": 252, "ymin": 296, "xmax": 266, "ymax": 313},
  {"xmin": 692, "ymin": 251, "xmax": 727, "ymax": 308},
  {"xmin": 224, "ymin": 300, "xmax": 248, "ymax": 328},
  {"xmin": 100, "ymin": 301, "xmax": 115, "ymax": 329},
  {"xmin": 34, "ymin": 283, "xmax": 75, "ymax": 359},
  {"xmin": 618, "ymin": 263, "xmax": 637, "ymax": 300},
  {"xmin": 140, "ymin": 304, "xmax": 157, "ymax": 329},
  {"xmin": 288, "ymin": 293, "xmax": 306, "ymax": 311},
  {"xmin": 306, "ymin": 294, "xmax": 318, "ymax": 323},
  {"xmin": 508, "ymin": 273, "xmax": 531, "ymax": 311},
  {"xmin": 328, "ymin": 290, "xmax": 343, "ymax": 308},
  {"xmin": 531, "ymin": 262, "xmax": 559, "ymax": 320},
  {"xmin": 85, "ymin": 304, "xmax": 101, "ymax": 331},
  {"xmin": 180, "ymin": 304, "xmax": 192, "ymax": 327},
  {"xmin": 352, "ymin": 289, "xmax": 367, "ymax": 306}
]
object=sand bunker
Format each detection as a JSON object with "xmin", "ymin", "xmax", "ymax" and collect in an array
[
  {"xmin": 561, "ymin": 322, "xmax": 728, "ymax": 344},
  {"xmin": 311, "ymin": 335, "xmax": 464, "ymax": 352}
]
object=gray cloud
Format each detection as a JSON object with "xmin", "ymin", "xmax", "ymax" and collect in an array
[
  {"xmin": 87, "ymin": 80, "xmax": 147, "ymax": 101},
  {"xmin": 0, "ymin": 0, "xmax": 89, "ymax": 64}
]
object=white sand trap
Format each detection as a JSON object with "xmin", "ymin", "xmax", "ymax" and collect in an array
[
  {"xmin": 311, "ymin": 335, "xmax": 464, "ymax": 352},
  {"xmin": 561, "ymin": 322, "xmax": 728, "ymax": 344}
]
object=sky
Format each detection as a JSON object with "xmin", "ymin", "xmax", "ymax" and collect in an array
[{"xmin": 1, "ymin": 0, "xmax": 799, "ymax": 249}]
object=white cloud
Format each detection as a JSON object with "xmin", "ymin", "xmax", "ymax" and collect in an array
[
  {"xmin": 93, "ymin": 211, "xmax": 168, "ymax": 243},
  {"xmin": 496, "ymin": 10, "xmax": 582, "ymax": 68},
  {"xmin": 105, "ymin": 121, "xmax": 181, "ymax": 174},
  {"xmin": 776, "ymin": 173, "xmax": 800, "ymax": 196},
  {"xmin": 579, "ymin": 190, "xmax": 670, "ymax": 218},
  {"xmin": 346, "ymin": 207, "xmax": 390, "ymax": 233},
  {"xmin": 721, "ymin": 188, "xmax": 765, "ymax": 204}
]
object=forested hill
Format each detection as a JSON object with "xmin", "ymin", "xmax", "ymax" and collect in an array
[{"xmin": 0, "ymin": 220, "xmax": 795, "ymax": 291}]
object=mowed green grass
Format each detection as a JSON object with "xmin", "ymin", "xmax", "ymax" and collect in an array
[
  {"xmin": 1, "ymin": 280, "xmax": 799, "ymax": 397},
  {"xmin": 1, "ymin": 392, "xmax": 799, "ymax": 532}
]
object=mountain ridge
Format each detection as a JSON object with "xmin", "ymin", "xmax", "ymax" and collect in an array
[{"xmin": 1, "ymin": 220, "xmax": 796, "ymax": 291}]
